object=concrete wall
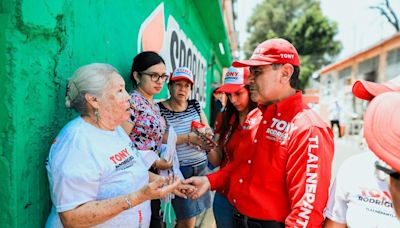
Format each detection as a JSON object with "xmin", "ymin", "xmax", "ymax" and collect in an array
[{"xmin": 0, "ymin": 0, "xmax": 231, "ymax": 227}]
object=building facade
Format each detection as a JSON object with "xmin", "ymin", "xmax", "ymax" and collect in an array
[{"xmin": 317, "ymin": 32, "xmax": 400, "ymax": 135}]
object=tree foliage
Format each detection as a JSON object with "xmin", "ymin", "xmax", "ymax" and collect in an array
[
  {"xmin": 243, "ymin": 0, "xmax": 342, "ymax": 90},
  {"xmin": 370, "ymin": 0, "xmax": 400, "ymax": 31}
]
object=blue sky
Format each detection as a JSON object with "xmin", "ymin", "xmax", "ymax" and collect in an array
[{"xmin": 236, "ymin": 0, "xmax": 400, "ymax": 60}]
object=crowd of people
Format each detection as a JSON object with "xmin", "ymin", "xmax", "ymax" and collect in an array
[{"xmin": 45, "ymin": 37, "xmax": 400, "ymax": 228}]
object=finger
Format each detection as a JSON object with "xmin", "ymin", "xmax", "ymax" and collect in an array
[
  {"xmin": 183, "ymin": 177, "xmax": 195, "ymax": 185},
  {"xmin": 174, "ymin": 189, "xmax": 187, "ymax": 199},
  {"xmin": 150, "ymin": 176, "xmax": 168, "ymax": 189}
]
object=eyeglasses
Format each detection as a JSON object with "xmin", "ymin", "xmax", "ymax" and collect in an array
[
  {"xmin": 375, "ymin": 161, "xmax": 400, "ymax": 180},
  {"xmin": 140, "ymin": 72, "xmax": 169, "ymax": 82}
]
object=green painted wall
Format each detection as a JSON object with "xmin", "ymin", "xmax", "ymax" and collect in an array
[{"xmin": 0, "ymin": 0, "xmax": 231, "ymax": 227}]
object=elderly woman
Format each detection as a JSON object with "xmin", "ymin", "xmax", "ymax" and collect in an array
[
  {"xmin": 158, "ymin": 67, "xmax": 213, "ymax": 228},
  {"xmin": 45, "ymin": 63, "xmax": 181, "ymax": 228}
]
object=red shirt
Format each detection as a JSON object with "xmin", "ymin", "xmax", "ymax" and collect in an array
[
  {"xmin": 207, "ymin": 92, "xmax": 334, "ymax": 227},
  {"xmin": 213, "ymin": 108, "xmax": 262, "ymax": 195}
]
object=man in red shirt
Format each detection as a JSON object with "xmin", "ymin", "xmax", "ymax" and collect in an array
[{"xmin": 185, "ymin": 38, "xmax": 334, "ymax": 227}]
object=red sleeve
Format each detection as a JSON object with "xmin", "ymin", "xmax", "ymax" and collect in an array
[
  {"xmin": 285, "ymin": 126, "xmax": 334, "ymax": 227},
  {"xmin": 207, "ymin": 157, "xmax": 242, "ymax": 191}
]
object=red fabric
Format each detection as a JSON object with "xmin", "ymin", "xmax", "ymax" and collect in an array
[
  {"xmin": 213, "ymin": 109, "xmax": 262, "ymax": 196},
  {"xmin": 207, "ymin": 92, "xmax": 334, "ymax": 227}
]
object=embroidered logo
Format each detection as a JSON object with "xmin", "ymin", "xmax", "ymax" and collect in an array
[{"xmin": 266, "ymin": 117, "xmax": 296, "ymax": 142}]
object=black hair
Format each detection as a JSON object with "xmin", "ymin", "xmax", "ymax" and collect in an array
[
  {"xmin": 129, "ymin": 51, "xmax": 165, "ymax": 88},
  {"xmin": 218, "ymin": 85, "xmax": 258, "ymax": 150},
  {"xmin": 290, "ymin": 65, "xmax": 300, "ymax": 89}
]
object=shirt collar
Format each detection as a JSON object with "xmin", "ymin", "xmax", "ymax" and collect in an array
[{"xmin": 258, "ymin": 91, "xmax": 303, "ymax": 116}]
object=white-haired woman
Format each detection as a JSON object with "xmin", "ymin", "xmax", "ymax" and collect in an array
[{"xmin": 45, "ymin": 63, "xmax": 183, "ymax": 227}]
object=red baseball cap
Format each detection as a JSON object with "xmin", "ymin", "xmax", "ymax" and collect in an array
[
  {"xmin": 216, "ymin": 67, "xmax": 250, "ymax": 93},
  {"xmin": 352, "ymin": 75, "xmax": 400, "ymax": 101},
  {"xmin": 364, "ymin": 92, "xmax": 400, "ymax": 172},
  {"xmin": 232, "ymin": 38, "xmax": 300, "ymax": 67},
  {"xmin": 170, "ymin": 67, "xmax": 194, "ymax": 84}
]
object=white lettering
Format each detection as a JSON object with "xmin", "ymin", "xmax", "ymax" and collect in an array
[{"xmin": 297, "ymin": 135, "xmax": 319, "ymax": 227}]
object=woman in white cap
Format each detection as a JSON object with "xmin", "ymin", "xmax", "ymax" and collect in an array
[
  {"xmin": 207, "ymin": 66, "xmax": 261, "ymax": 228},
  {"xmin": 324, "ymin": 77, "xmax": 400, "ymax": 227},
  {"xmin": 158, "ymin": 66, "xmax": 213, "ymax": 228}
]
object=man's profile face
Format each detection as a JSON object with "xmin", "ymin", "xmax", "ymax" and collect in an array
[{"xmin": 248, "ymin": 65, "xmax": 282, "ymax": 105}]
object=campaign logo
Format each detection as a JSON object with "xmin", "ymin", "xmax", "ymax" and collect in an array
[
  {"xmin": 109, "ymin": 148, "xmax": 136, "ymax": 171},
  {"xmin": 266, "ymin": 117, "xmax": 296, "ymax": 142},
  {"xmin": 224, "ymin": 68, "xmax": 243, "ymax": 84}
]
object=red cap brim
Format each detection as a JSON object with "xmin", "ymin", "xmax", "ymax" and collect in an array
[
  {"xmin": 364, "ymin": 92, "xmax": 400, "ymax": 172},
  {"xmin": 352, "ymin": 80, "xmax": 392, "ymax": 101},
  {"xmin": 170, "ymin": 76, "xmax": 193, "ymax": 84},
  {"xmin": 216, "ymin": 84, "xmax": 244, "ymax": 93},
  {"xmin": 232, "ymin": 59, "xmax": 273, "ymax": 67}
]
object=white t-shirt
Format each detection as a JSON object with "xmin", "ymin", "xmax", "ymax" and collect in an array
[
  {"xmin": 325, "ymin": 151, "xmax": 400, "ymax": 227},
  {"xmin": 45, "ymin": 117, "xmax": 150, "ymax": 228}
]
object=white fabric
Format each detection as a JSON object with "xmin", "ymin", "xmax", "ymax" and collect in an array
[
  {"xmin": 45, "ymin": 117, "xmax": 150, "ymax": 228},
  {"xmin": 329, "ymin": 101, "xmax": 341, "ymax": 121},
  {"xmin": 325, "ymin": 151, "xmax": 400, "ymax": 227}
]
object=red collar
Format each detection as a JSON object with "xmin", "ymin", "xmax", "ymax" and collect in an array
[{"xmin": 258, "ymin": 91, "xmax": 303, "ymax": 116}]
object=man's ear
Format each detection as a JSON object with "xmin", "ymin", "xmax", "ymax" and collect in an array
[
  {"xmin": 85, "ymin": 93, "xmax": 99, "ymax": 110},
  {"xmin": 280, "ymin": 64, "xmax": 294, "ymax": 84}
]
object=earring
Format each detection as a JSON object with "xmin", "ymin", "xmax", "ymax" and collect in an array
[{"xmin": 94, "ymin": 109, "xmax": 99, "ymax": 122}]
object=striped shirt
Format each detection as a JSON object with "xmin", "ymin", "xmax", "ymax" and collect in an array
[{"xmin": 158, "ymin": 100, "xmax": 207, "ymax": 166}]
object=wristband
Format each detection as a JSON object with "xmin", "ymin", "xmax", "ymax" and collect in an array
[{"xmin": 124, "ymin": 196, "xmax": 133, "ymax": 210}]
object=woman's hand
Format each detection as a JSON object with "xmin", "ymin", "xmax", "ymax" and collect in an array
[
  {"xmin": 153, "ymin": 158, "xmax": 173, "ymax": 170},
  {"xmin": 173, "ymin": 181, "xmax": 197, "ymax": 199},
  {"xmin": 138, "ymin": 176, "xmax": 181, "ymax": 201}
]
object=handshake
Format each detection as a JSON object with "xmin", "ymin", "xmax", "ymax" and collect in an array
[{"xmin": 145, "ymin": 174, "xmax": 211, "ymax": 201}]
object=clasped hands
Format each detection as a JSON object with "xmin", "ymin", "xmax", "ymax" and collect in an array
[{"xmin": 145, "ymin": 175, "xmax": 211, "ymax": 200}]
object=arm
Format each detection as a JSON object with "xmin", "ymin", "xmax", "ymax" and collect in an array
[
  {"xmin": 285, "ymin": 126, "xmax": 334, "ymax": 227},
  {"xmin": 323, "ymin": 219, "xmax": 347, "ymax": 228},
  {"xmin": 60, "ymin": 176, "xmax": 179, "ymax": 227},
  {"xmin": 207, "ymin": 133, "xmax": 223, "ymax": 167}
]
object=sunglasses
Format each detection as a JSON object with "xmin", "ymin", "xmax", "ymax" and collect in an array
[
  {"xmin": 140, "ymin": 72, "xmax": 169, "ymax": 82},
  {"xmin": 375, "ymin": 161, "xmax": 400, "ymax": 180}
]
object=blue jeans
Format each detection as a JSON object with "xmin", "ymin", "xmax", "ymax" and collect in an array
[
  {"xmin": 172, "ymin": 162, "xmax": 211, "ymax": 219},
  {"xmin": 213, "ymin": 191, "xmax": 234, "ymax": 228}
]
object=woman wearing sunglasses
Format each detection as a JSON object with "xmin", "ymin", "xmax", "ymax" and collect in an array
[
  {"xmin": 122, "ymin": 51, "xmax": 171, "ymax": 228},
  {"xmin": 207, "ymin": 67, "xmax": 261, "ymax": 228},
  {"xmin": 324, "ymin": 77, "xmax": 400, "ymax": 227}
]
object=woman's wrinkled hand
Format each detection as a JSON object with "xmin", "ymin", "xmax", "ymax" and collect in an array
[{"xmin": 140, "ymin": 176, "xmax": 180, "ymax": 201}]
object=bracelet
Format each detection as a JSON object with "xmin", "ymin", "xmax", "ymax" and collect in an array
[
  {"xmin": 186, "ymin": 133, "xmax": 191, "ymax": 145},
  {"xmin": 124, "ymin": 195, "xmax": 133, "ymax": 210}
]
